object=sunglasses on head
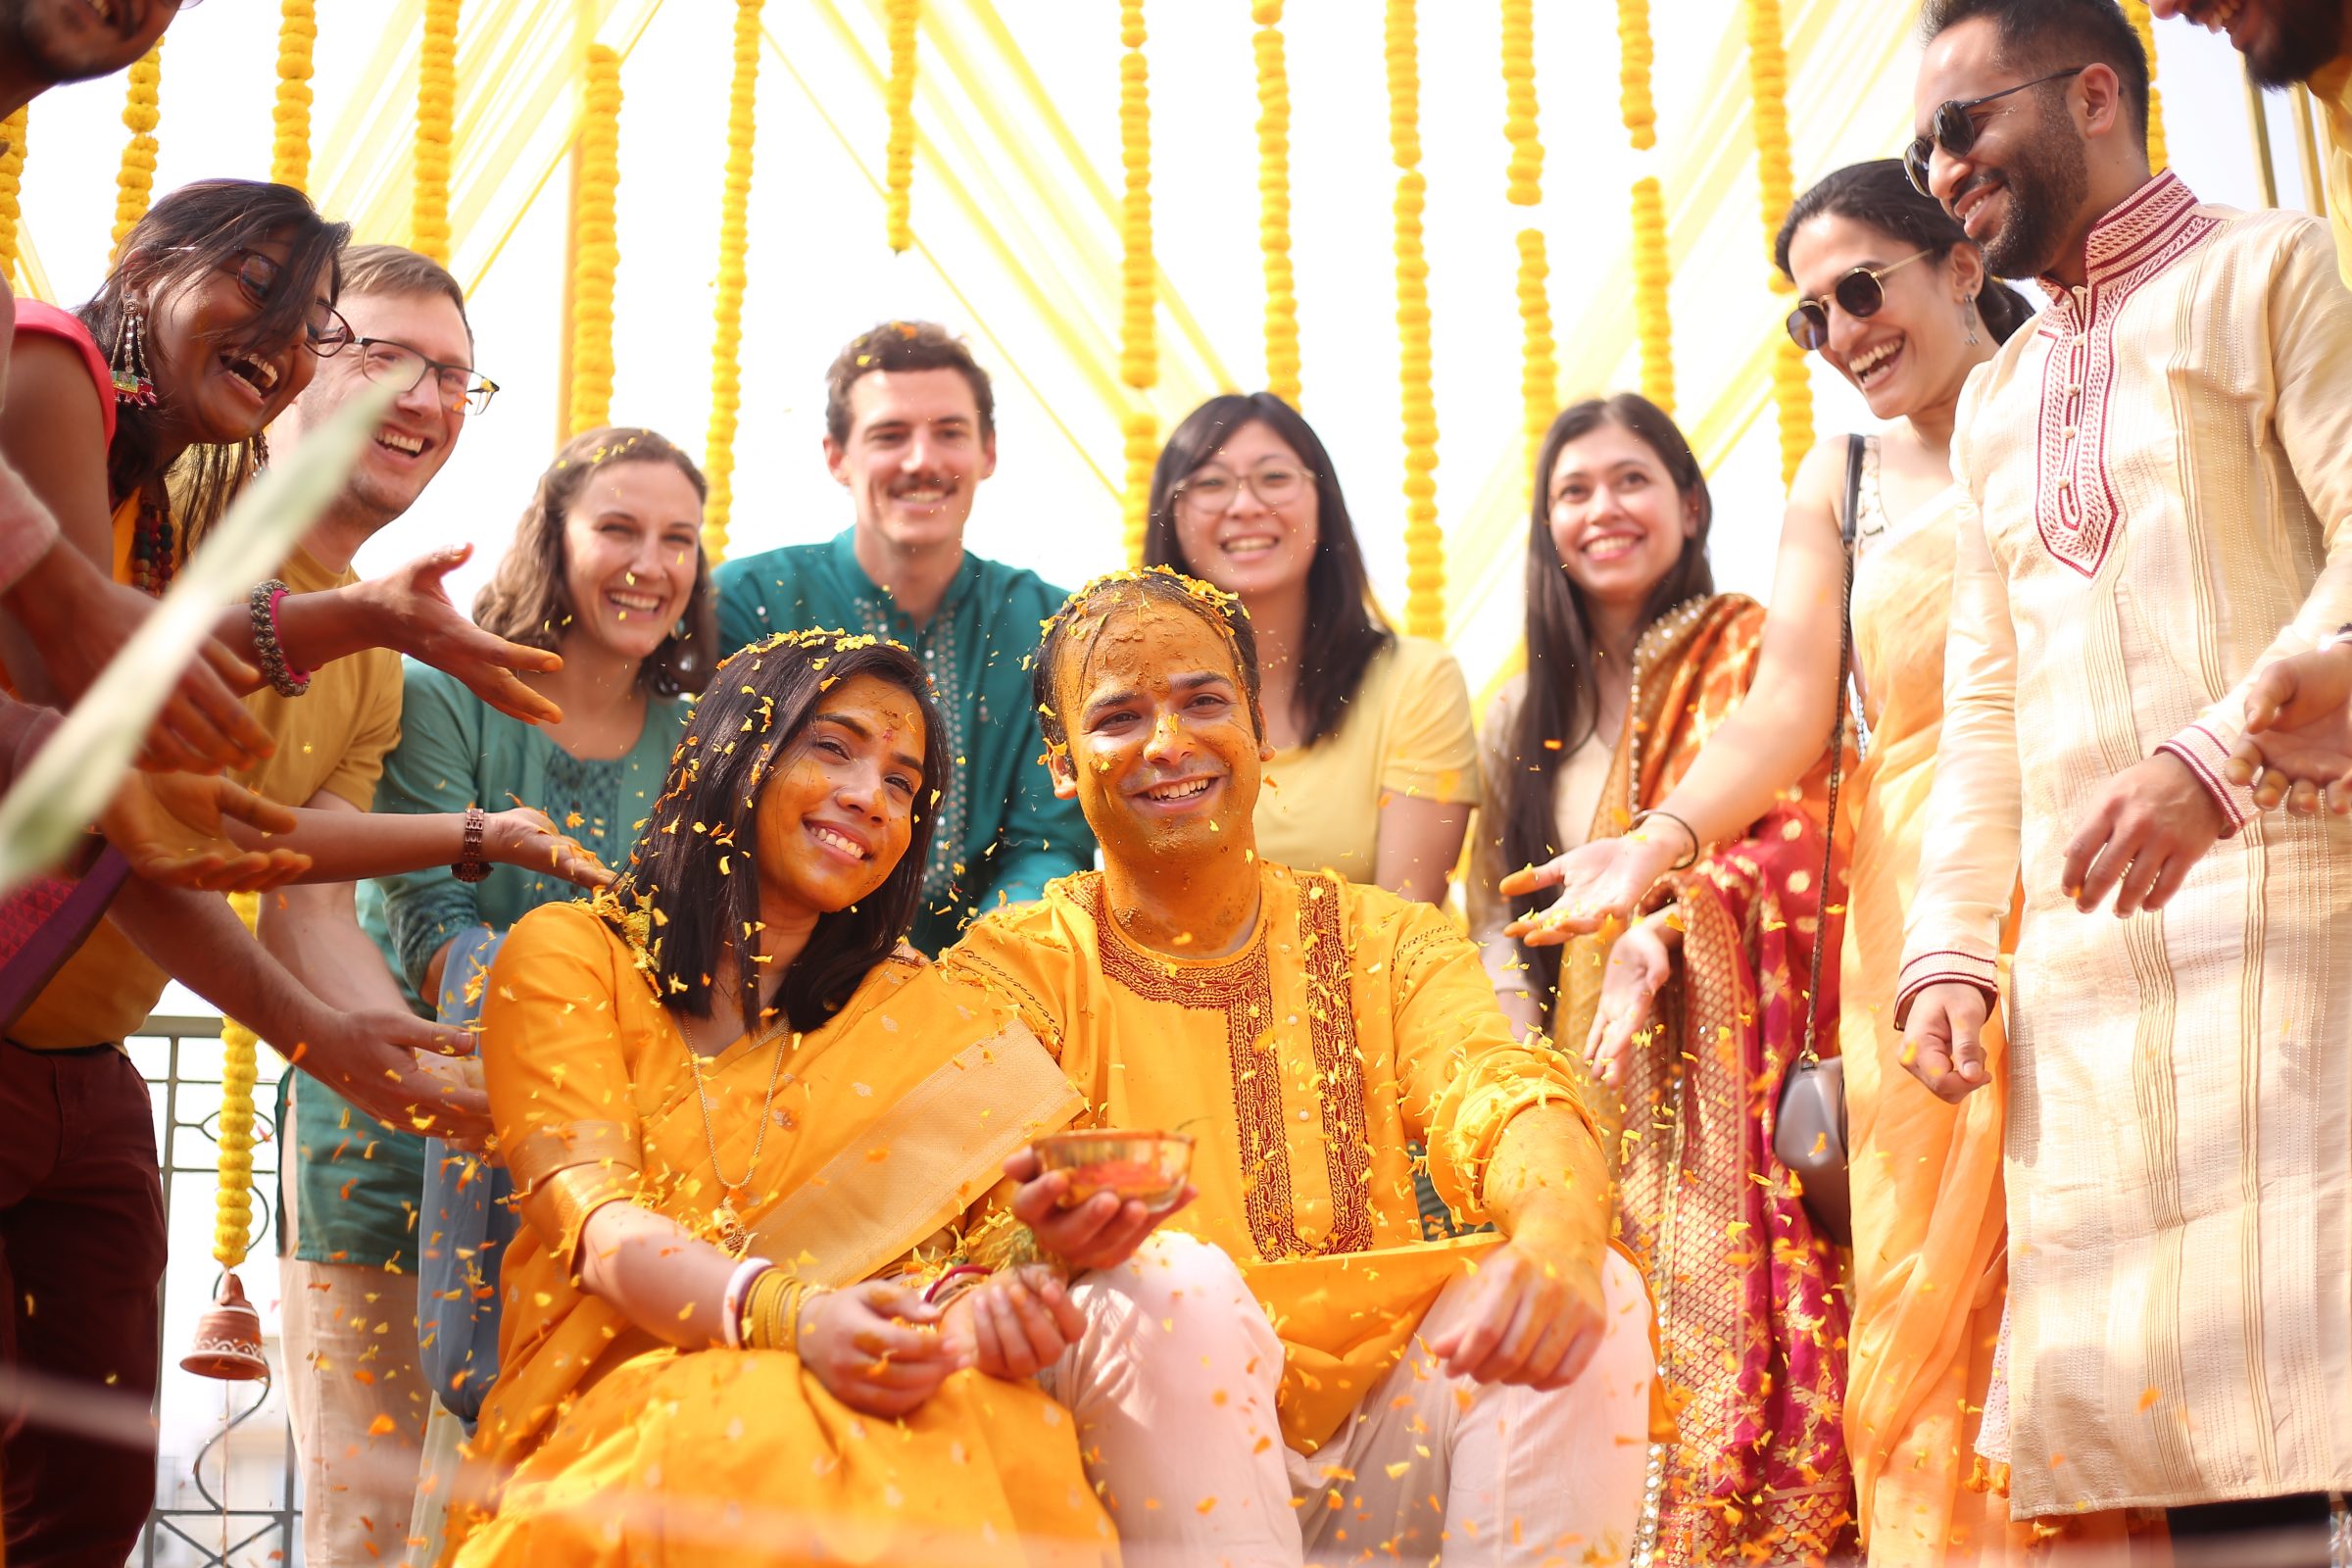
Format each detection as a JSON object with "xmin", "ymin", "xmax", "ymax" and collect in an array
[
  {"xmin": 1903, "ymin": 67, "xmax": 2086, "ymax": 198},
  {"xmin": 1786, "ymin": 250, "xmax": 1933, "ymax": 352}
]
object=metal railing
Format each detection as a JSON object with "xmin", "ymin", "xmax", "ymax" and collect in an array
[{"xmin": 130, "ymin": 1013, "xmax": 301, "ymax": 1568}]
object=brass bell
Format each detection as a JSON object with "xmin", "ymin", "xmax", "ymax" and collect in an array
[{"xmin": 180, "ymin": 1271, "xmax": 269, "ymax": 1381}]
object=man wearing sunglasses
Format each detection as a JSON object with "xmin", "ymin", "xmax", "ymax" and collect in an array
[{"xmin": 1895, "ymin": 2, "xmax": 2352, "ymax": 1560}]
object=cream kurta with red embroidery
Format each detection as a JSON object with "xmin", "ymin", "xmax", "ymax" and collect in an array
[{"xmin": 1896, "ymin": 172, "xmax": 2352, "ymax": 1515}]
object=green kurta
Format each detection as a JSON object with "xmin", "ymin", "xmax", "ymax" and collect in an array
[
  {"xmin": 714, "ymin": 527, "xmax": 1094, "ymax": 953},
  {"xmin": 274, "ymin": 660, "xmax": 687, "ymax": 1273}
]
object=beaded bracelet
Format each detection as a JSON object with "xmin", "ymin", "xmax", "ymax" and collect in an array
[
  {"xmin": 246, "ymin": 578, "xmax": 311, "ymax": 698},
  {"xmin": 721, "ymin": 1255, "xmax": 774, "ymax": 1349}
]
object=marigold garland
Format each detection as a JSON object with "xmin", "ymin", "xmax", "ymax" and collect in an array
[
  {"xmin": 884, "ymin": 0, "xmax": 917, "ymax": 253},
  {"xmin": 1743, "ymin": 0, "xmax": 1810, "ymax": 484},
  {"xmin": 213, "ymin": 892, "xmax": 262, "ymax": 1269},
  {"xmin": 0, "ymin": 109, "xmax": 25, "ymax": 287},
  {"xmin": 1252, "ymin": 1, "xmax": 1298, "ymax": 406},
  {"xmin": 2119, "ymin": 0, "xmax": 2169, "ymax": 172},
  {"xmin": 271, "ymin": 0, "xmax": 317, "ymax": 192},
  {"xmin": 1118, "ymin": 0, "xmax": 1155, "ymax": 564},
  {"xmin": 567, "ymin": 44, "xmax": 622, "ymax": 437},
  {"xmin": 703, "ymin": 0, "xmax": 763, "ymax": 565},
  {"xmin": 1388, "ymin": 0, "xmax": 1442, "ymax": 639},
  {"xmin": 1515, "ymin": 229, "xmax": 1555, "ymax": 475},
  {"xmin": 414, "ymin": 0, "xmax": 460, "ymax": 267},
  {"xmin": 1620, "ymin": 0, "xmax": 1674, "ymax": 414},
  {"xmin": 1500, "ymin": 0, "xmax": 1540, "ymax": 207},
  {"xmin": 111, "ymin": 42, "xmax": 162, "ymax": 257}
]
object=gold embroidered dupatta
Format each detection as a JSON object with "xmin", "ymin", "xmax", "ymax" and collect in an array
[{"xmin": 1558, "ymin": 594, "xmax": 1857, "ymax": 1567}]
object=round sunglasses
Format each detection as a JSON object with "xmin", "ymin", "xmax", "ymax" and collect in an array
[
  {"xmin": 1786, "ymin": 250, "xmax": 1931, "ymax": 352},
  {"xmin": 1902, "ymin": 67, "xmax": 2086, "ymax": 199}
]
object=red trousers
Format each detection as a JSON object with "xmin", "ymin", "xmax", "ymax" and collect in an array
[{"xmin": 0, "ymin": 1041, "xmax": 166, "ymax": 1567}]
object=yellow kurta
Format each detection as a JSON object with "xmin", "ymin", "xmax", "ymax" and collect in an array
[
  {"xmin": 449, "ymin": 900, "xmax": 1114, "ymax": 1568},
  {"xmin": 1899, "ymin": 174, "xmax": 2352, "ymax": 1516},
  {"xmin": 943, "ymin": 863, "xmax": 1601, "ymax": 1454}
]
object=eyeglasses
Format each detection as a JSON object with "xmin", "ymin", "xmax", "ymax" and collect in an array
[
  {"xmin": 224, "ymin": 248, "xmax": 353, "ymax": 356},
  {"xmin": 1903, "ymin": 67, "xmax": 2086, "ymax": 198},
  {"xmin": 1174, "ymin": 462, "xmax": 1313, "ymax": 514},
  {"xmin": 351, "ymin": 337, "xmax": 498, "ymax": 416},
  {"xmin": 1786, "ymin": 250, "xmax": 1932, "ymax": 351}
]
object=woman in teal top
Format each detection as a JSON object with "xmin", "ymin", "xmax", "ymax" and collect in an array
[{"xmin": 336, "ymin": 427, "xmax": 717, "ymax": 1424}]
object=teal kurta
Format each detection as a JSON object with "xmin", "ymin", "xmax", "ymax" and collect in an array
[
  {"xmin": 714, "ymin": 527, "xmax": 1095, "ymax": 953},
  {"xmin": 275, "ymin": 660, "xmax": 688, "ymax": 1273}
]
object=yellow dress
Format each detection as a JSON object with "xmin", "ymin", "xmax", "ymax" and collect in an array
[
  {"xmin": 944, "ymin": 863, "xmax": 1623, "ymax": 1455},
  {"xmin": 446, "ymin": 900, "xmax": 1116, "ymax": 1568}
]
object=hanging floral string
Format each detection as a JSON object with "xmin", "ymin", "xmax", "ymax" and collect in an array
[
  {"xmin": 0, "ymin": 109, "xmax": 25, "ymax": 286},
  {"xmin": 703, "ymin": 0, "xmax": 763, "ymax": 565},
  {"xmin": 1118, "ymin": 0, "xmax": 1155, "ymax": 565},
  {"xmin": 2119, "ymin": 0, "xmax": 2170, "ymax": 172},
  {"xmin": 567, "ymin": 43, "xmax": 622, "ymax": 437},
  {"xmin": 1252, "ymin": 0, "xmax": 1298, "ymax": 406},
  {"xmin": 1501, "ymin": 0, "xmax": 1551, "ymax": 475},
  {"xmin": 271, "ymin": 0, "xmax": 317, "ymax": 192},
  {"xmin": 212, "ymin": 893, "xmax": 262, "ymax": 1271},
  {"xmin": 1744, "ymin": 0, "xmax": 1810, "ymax": 485},
  {"xmin": 1388, "ymin": 0, "xmax": 1442, "ymax": 639},
  {"xmin": 1620, "ymin": 0, "xmax": 1675, "ymax": 414},
  {"xmin": 884, "ymin": 0, "xmax": 917, "ymax": 252},
  {"xmin": 111, "ymin": 41, "xmax": 163, "ymax": 258},
  {"xmin": 414, "ymin": 0, "xmax": 460, "ymax": 267}
]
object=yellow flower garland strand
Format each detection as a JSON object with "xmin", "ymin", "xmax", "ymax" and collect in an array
[
  {"xmin": 1500, "ymin": 0, "xmax": 1540, "ymax": 206},
  {"xmin": 0, "ymin": 109, "xmax": 25, "ymax": 287},
  {"xmin": 1118, "ymin": 0, "xmax": 1155, "ymax": 565},
  {"xmin": 2119, "ymin": 0, "xmax": 2170, "ymax": 172},
  {"xmin": 568, "ymin": 43, "xmax": 622, "ymax": 437},
  {"xmin": 414, "ymin": 0, "xmax": 460, "ymax": 268},
  {"xmin": 1253, "ymin": 0, "xmax": 1298, "ymax": 406},
  {"xmin": 111, "ymin": 41, "xmax": 162, "ymax": 257},
  {"xmin": 703, "ymin": 0, "xmax": 763, "ymax": 565},
  {"xmin": 1620, "ymin": 0, "xmax": 1675, "ymax": 414},
  {"xmin": 884, "ymin": 0, "xmax": 917, "ymax": 253},
  {"xmin": 1743, "ymin": 0, "xmax": 1811, "ymax": 485},
  {"xmin": 1501, "ymin": 0, "xmax": 1552, "ymax": 472},
  {"xmin": 1388, "ymin": 0, "xmax": 1442, "ymax": 640},
  {"xmin": 271, "ymin": 0, "xmax": 317, "ymax": 192},
  {"xmin": 1515, "ymin": 230, "xmax": 1555, "ymax": 475},
  {"xmin": 213, "ymin": 893, "xmax": 262, "ymax": 1269}
]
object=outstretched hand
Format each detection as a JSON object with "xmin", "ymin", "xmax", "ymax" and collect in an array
[
  {"xmin": 2224, "ymin": 645, "xmax": 2352, "ymax": 813},
  {"xmin": 488, "ymin": 806, "xmax": 614, "ymax": 889},
  {"xmin": 1499, "ymin": 829, "xmax": 1682, "ymax": 948},
  {"xmin": 285, "ymin": 1008, "xmax": 492, "ymax": 1145},
  {"xmin": 1004, "ymin": 1146, "xmax": 1194, "ymax": 1275},
  {"xmin": 101, "ymin": 768, "xmax": 312, "ymax": 892},
  {"xmin": 353, "ymin": 545, "xmax": 565, "ymax": 726}
]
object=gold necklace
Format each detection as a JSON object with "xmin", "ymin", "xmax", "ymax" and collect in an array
[{"xmin": 683, "ymin": 1014, "xmax": 796, "ymax": 1258}]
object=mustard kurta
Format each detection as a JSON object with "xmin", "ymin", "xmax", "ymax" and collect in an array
[
  {"xmin": 1900, "ymin": 174, "xmax": 2352, "ymax": 1516},
  {"xmin": 449, "ymin": 900, "xmax": 1114, "ymax": 1568},
  {"xmin": 943, "ymin": 864, "xmax": 1599, "ymax": 1453}
]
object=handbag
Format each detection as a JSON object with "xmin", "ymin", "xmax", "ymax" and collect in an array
[{"xmin": 1771, "ymin": 434, "xmax": 1864, "ymax": 1249}]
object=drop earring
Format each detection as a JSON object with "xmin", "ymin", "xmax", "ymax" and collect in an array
[
  {"xmin": 1961, "ymin": 294, "xmax": 1983, "ymax": 348},
  {"xmin": 111, "ymin": 299, "xmax": 157, "ymax": 408}
]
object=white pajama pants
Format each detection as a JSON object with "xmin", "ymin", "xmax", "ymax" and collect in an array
[{"xmin": 1040, "ymin": 1234, "xmax": 1654, "ymax": 1567}]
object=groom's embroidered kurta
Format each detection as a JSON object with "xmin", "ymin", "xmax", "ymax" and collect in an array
[{"xmin": 1898, "ymin": 172, "xmax": 2352, "ymax": 1516}]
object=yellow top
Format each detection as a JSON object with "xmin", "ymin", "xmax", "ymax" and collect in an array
[
  {"xmin": 944, "ymin": 862, "xmax": 1597, "ymax": 1451},
  {"xmin": 451, "ymin": 900, "xmax": 1108, "ymax": 1567},
  {"xmin": 2311, "ymin": 55, "xmax": 2352, "ymax": 289},
  {"xmin": 1252, "ymin": 634, "xmax": 1479, "ymax": 884},
  {"xmin": 10, "ymin": 542, "xmax": 402, "ymax": 1049}
]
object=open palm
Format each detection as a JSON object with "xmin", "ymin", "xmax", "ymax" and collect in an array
[{"xmin": 1498, "ymin": 837, "xmax": 1652, "ymax": 947}]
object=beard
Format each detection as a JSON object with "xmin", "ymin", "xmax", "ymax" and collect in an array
[
  {"xmin": 2244, "ymin": 0, "xmax": 2350, "ymax": 88},
  {"xmin": 0, "ymin": 0, "xmax": 152, "ymax": 88},
  {"xmin": 1971, "ymin": 124, "xmax": 2091, "ymax": 281}
]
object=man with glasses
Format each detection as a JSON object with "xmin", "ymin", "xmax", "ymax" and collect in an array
[
  {"xmin": 1893, "ymin": 2, "xmax": 2352, "ymax": 1558},
  {"xmin": 252, "ymin": 244, "xmax": 499, "ymax": 1568},
  {"xmin": 714, "ymin": 320, "xmax": 1093, "ymax": 952}
]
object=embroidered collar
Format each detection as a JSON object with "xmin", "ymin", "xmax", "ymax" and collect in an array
[
  {"xmin": 2035, "ymin": 170, "xmax": 2203, "ymax": 307},
  {"xmin": 825, "ymin": 525, "xmax": 977, "ymax": 624}
]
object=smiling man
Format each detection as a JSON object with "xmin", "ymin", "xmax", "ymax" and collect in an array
[
  {"xmin": 944, "ymin": 570, "xmax": 1658, "ymax": 1568},
  {"xmin": 1893, "ymin": 1, "xmax": 2352, "ymax": 1556},
  {"xmin": 713, "ymin": 322, "xmax": 1092, "ymax": 953}
]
